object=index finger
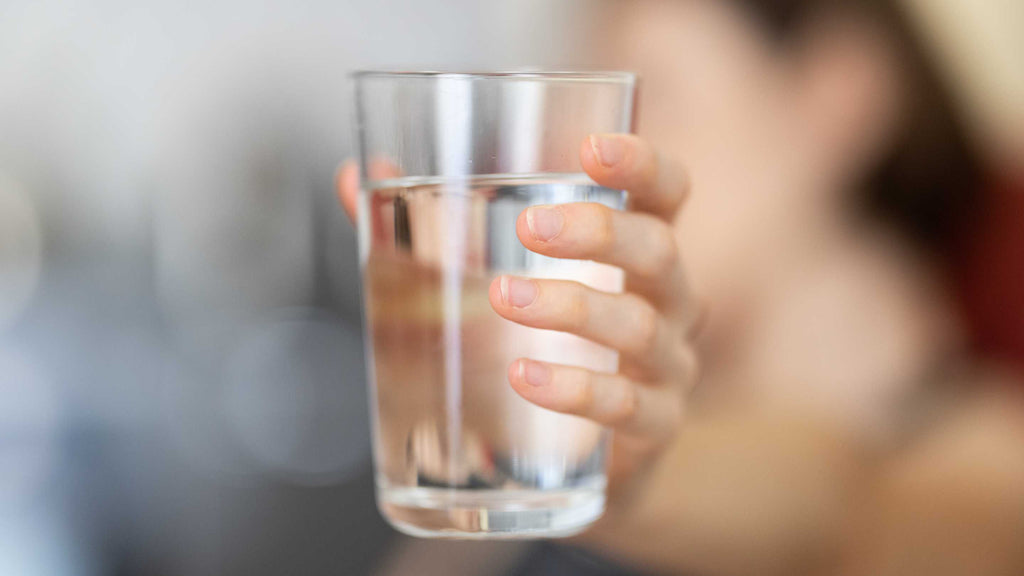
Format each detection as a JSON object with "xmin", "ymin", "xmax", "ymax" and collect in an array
[{"xmin": 580, "ymin": 134, "xmax": 690, "ymax": 220}]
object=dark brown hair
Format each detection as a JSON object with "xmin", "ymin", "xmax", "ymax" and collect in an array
[{"xmin": 738, "ymin": 0, "xmax": 984, "ymax": 259}]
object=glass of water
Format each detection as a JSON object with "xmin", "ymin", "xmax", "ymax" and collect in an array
[{"xmin": 353, "ymin": 71, "xmax": 637, "ymax": 538}]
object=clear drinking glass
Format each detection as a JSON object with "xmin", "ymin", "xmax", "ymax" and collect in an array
[{"xmin": 353, "ymin": 71, "xmax": 637, "ymax": 538}]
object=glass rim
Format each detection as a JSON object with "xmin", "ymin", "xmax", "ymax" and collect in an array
[{"xmin": 351, "ymin": 70, "xmax": 637, "ymax": 84}]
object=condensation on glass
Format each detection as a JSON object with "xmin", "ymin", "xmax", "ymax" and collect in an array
[{"xmin": 353, "ymin": 71, "xmax": 637, "ymax": 538}]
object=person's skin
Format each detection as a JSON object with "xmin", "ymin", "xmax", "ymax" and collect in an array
[
  {"xmin": 597, "ymin": 0, "xmax": 960, "ymax": 444},
  {"xmin": 341, "ymin": 2, "xmax": 1024, "ymax": 575},
  {"xmin": 338, "ymin": 133, "xmax": 700, "ymax": 496}
]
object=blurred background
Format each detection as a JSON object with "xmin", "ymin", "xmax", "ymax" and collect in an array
[{"xmin": 0, "ymin": 0, "xmax": 1020, "ymax": 575}]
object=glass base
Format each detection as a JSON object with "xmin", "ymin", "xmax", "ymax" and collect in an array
[{"xmin": 377, "ymin": 484, "xmax": 605, "ymax": 540}]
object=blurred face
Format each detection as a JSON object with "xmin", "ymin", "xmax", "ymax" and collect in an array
[
  {"xmin": 598, "ymin": 0, "xmax": 959, "ymax": 434},
  {"xmin": 599, "ymin": 0, "xmax": 907, "ymax": 325}
]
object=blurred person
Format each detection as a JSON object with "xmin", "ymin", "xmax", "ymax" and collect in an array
[{"xmin": 340, "ymin": 0, "xmax": 1024, "ymax": 575}]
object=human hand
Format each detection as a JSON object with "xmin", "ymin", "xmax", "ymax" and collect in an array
[{"xmin": 336, "ymin": 134, "xmax": 701, "ymax": 510}]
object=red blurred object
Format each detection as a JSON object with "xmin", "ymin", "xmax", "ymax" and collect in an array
[{"xmin": 956, "ymin": 176, "xmax": 1024, "ymax": 376}]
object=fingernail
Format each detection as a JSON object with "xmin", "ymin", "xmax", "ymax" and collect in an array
[
  {"xmin": 526, "ymin": 206, "xmax": 563, "ymax": 241},
  {"xmin": 500, "ymin": 276, "xmax": 538, "ymax": 308},
  {"xmin": 520, "ymin": 360, "xmax": 551, "ymax": 387},
  {"xmin": 589, "ymin": 135, "xmax": 625, "ymax": 167}
]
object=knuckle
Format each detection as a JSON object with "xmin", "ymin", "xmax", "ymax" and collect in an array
[
  {"xmin": 656, "ymin": 224, "xmax": 680, "ymax": 266},
  {"xmin": 642, "ymin": 222, "xmax": 679, "ymax": 276},
  {"xmin": 571, "ymin": 370, "xmax": 597, "ymax": 415},
  {"xmin": 629, "ymin": 297, "xmax": 661, "ymax": 353},
  {"xmin": 566, "ymin": 283, "xmax": 591, "ymax": 332},
  {"xmin": 587, "ymin": 204, "xmax": 617, "ymax": 256},
  {"xmin": 635, "ymin": 142, "xmax": 659, "ymax": 190},
  {"xmin": 607, "ymin": 381, "xmax": 639, "ymax": 427}
]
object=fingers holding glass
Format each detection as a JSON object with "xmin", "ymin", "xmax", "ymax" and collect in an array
[
  {"xmin": 488, "ymin": 276, "xmax": 690, "ymax": 380},
  {"xmin": 515, "ymin": 202, "xmax": 690, "ymax": 312},
  {"xmin": 507, "ymin": 359, "xmax": 685, "ymax": 442},
  {"xmin": 495, "ymin": 136, "xmax": 700, "ymax": 450},
  {"xmin": 579, "ymin": 133, "xmax": 690, "ymax": 221}
]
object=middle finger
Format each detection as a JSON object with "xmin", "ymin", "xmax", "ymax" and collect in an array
[{"xmin": 488, "ymin": 276, "xmax": 684, "ymax": 378}]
